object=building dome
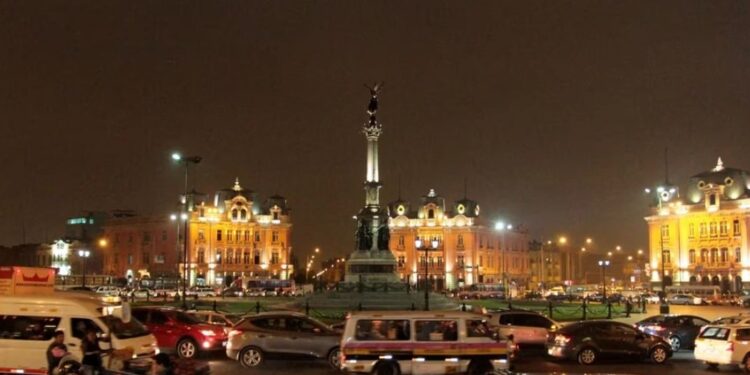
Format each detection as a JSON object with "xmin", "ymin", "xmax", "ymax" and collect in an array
[{"xmin": 686, "ymin": 158, "xmax": 750, "ymax": 203}]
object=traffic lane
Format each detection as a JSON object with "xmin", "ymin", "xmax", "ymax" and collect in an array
[{"xmin": 513, "ymin": 351, "xmax": 742, "ymax": 375}]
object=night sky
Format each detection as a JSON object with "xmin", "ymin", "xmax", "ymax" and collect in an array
[{"xmin": 2, "ymin": 1, "xmax": 750, "ymax": 262}]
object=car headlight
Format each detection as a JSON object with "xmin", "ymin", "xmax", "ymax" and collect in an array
[{"xmin": 200, "ymin": 330, "xmax": 216, "ymax": 336}]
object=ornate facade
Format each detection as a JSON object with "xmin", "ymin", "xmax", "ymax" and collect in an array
[
  {"xmin": 186, "ymin": 179, "xmax": 293, "ymax": 286},
  {"xmin": 388, "ymin": 189, "xmax": 529, "ymax": 291},
  {"xmin": 646, "ymin": 158, "xmax": 750, "ymax": 291}
]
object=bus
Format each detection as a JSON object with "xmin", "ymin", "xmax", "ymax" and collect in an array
[{"xmin": 665, "ymin": 285, "xmax": 721, "ymax": 303}]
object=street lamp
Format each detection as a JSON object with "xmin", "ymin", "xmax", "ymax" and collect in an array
[
  {"xmin": 172, "ymin": 152, "xmax": 201, "ymax": 309},
  {"xmin": 78, "ymin": 250, "xmax": 90, "ymax": 287},
  {"xmin": 415, "ymin": 238, "xmax": 439, "ymax": 311},
  {"xmin": 306, "ymin": 248, "xmax": 320, "ymax": 283},
  {"xmin": 598, "ymin": 259, "xmax": 610, "ymax": 299}
]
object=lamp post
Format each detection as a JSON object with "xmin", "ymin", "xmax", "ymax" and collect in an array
[
  {"xmin": 645, "ymin": 185, "xmax": 676, "ymax": 314},
  {"xmin": 78, "ymin": 250, "xmax": 90, "ymax": 287},
  {"xmin": 598, "ymin": 260, "xmax": 610, "ymax": 299},
  {"xmin": 415, "ymin": 238, "xmax": 439, "ymax": 311},
  {"xmin": 171, "ymin": 152, "xmax": 201, "ymax": 309},
  {"xmin": 305, "ymin": 248, "xmax": 319, "ymax": 283}
]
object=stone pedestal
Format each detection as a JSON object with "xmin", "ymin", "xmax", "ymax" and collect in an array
[{"xmin": 345, "ymin": 250, "xmax": 399, "ymax": 284}]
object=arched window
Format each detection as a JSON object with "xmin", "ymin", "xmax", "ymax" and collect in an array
[
  {"xmin": 688, "ymin": 249, "xmax": 695, "ymax": 264},
  {"xmin": 711, "ymin": 248, "xmax": 719, "ymax": 264},
  {"xmin": 701, "ymin": 249, "xmax": 708, "ymax": 263},
  {"xmin": 231, "ymin": 209, "xmax": 239, "ymax": 220},
  {"xmin": 240, "ymin": 209, "xmax": 247, "ymax": 220},
  {"xmin": 428, "ymin": 209, "xmax": 435, "ymax": 219},
  {"xmin": 215, "ymin": 250, "xmax": 223, "ymax": 264}
]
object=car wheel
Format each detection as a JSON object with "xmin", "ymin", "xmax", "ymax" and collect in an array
[
  {"xmin": 327, "ymin": 347, "xmax": 341, "ymax": 370},
  {"xmin": 577, "ymin": 347, "xmax": 597, "ymax": 365},
  {"xmin": 373, "ymin": 361, "xmax": 399, "ymax": 375},
  {"xmin": 650, "ymin": 345, "xmax": 668, "ymax": 364},
  {"xmin": 176, "ymin": 338, "xmax": 197, "ymax": 359},
  {"xmin": 669, "ymin": 336, "xmax": 681, "ymax": 352},
  {"xmin": 706, "ymin": 362, "xmax": 718, "ymax": 369},
  {"xmin": 239, "ymin": 346, "xmax": 264, "ymax": 368},
  {"xmin": 467, "ymin": 359, "xmax": 493, "ymax": 375}
]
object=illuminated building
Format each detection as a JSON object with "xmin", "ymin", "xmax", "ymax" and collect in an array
[
  {"xmin": 100, "ymin": 179, "xmax": 292, "ymax": 287},
  {"xmin": 186, "ymin": 179, "xmax": 293, "ymax": 286},
  {"xmin": 388, "ymin": 189, "xmax": 529, "ymax": 291},
  {"xmin": 645, "ymin": 158, "xmax": 750, "ymax": 291},
  {"xmin": 528, "ymin": 240, "xmax": 563, "ymax": 287}
]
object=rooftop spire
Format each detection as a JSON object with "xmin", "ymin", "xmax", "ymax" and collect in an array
[{"xmin": 233, "ymin": 177, "xmax": 242, "ymax": 192}]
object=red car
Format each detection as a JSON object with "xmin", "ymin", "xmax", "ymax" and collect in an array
[{"xmin": 132, "ymin": 306, "xmax": 228, "ymax": 358}]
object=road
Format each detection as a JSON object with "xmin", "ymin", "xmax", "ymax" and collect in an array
[{"xmin": 203, "ymin": 303, "xmax": 750, "ymax": 374}]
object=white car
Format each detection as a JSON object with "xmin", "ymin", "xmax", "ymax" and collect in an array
[
  {"xmin": 695, "ymin": 324, "xmax": 750, "ymax": 370},
  {"xmin": 190, "ymin": 286, "xmax": 217, "ymax": 297},
  {"xmin": 667, "ymin": 294, "xmax": 702, "ymax": 305},
  {"xmin": 94, "ymin": 286, "xmax": 121, "ymax": 296},
  {"xmin": 487, "ymin": 311, "xmax": 560, "ymax": 345}
]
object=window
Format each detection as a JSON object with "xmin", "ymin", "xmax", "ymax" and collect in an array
[
  {"xmin": 235, "ymin": 230, "xmax": 241, "ymax": 242},
  {"xmin": 142, "ymin": 252, "xmax": 150, "ymax": 265},
  {"xmin": 227, "ymin": 230, "xmax": 233, "ymax": 243},
  {"xmin": 235, "ymin": 250, "xmax": 241, "ymax": 265},
  {"xmin": 735, "ymin": 220, "xmax": 741, "ymax": 236},
  {"xmin": 428, "ymin": 209, "xmax": 435, "ymax": 219},
  {"xmin": 215, "ymin": 250, "xmax": 223, "ymax": 264},
  {"xmin": 662, "ymin": 250, "xmax": 670, "ymax": 265},
  {"xmin": 711, "ymin": 248, "xmax": 719, "ymax": 264},
  {"xmin": 155, "ymin": 253, "xmax": 165, "ymax": 264},
  {"xmin": 197, "ymin": 249, "xmax": 205, "ymax": 264},
  {"xmin": 415, "ymin": 320, "xmax": 458, "ymax": 341},
  {"xmin": 720, "ymin": 221, "xmax": 729, "ymax": 236},
  {"xmin": 479, "ymin": 256, "xmax": 483, "ymax": 267},
  {"xmin": 419, "ymin": 256, "xmax": 426, "ymax": 267},
  {"xmin": 241, "ymin": 209, "xmax": 247, "ymax": 220},
  {"xmin": 71, "ymin": 318, "xmax": 102, "ymax": 340},
  {"xmin": 150, "ymin": 311, "xmax": 168, "ymax": 325},
  {"xmin": 709, "ymin": 194, "xmax": 717, "ymax": 206},
  {"xmin": 354, "ymin": 319, "xmax": 410, "ymax": 341},
  {"xmin": 701, "ymin": 249, "xmax": 708, "ymax": 263},
  {"xmin": 398, "ymin": 236, "xmax": 404, "ymax": 247},
  {"xmin": 457, "ymin": 255, "xmax": 465, "ymax": 267},
  {"xmin": 737, "ymin": 248, "xmax": 742, "ymax": 263},
  {"xmin": 198, "ymin": 230, "xmax": 204, "ymax": 241},
  {"xmin": 255, "ymin": 232, "xmax": 260, "ymax": 242},
  {"xmin": 688, "ymin": 223, "xmax": 695, "ymax": 238},
  {"xmin": 437, "ymin": 256, "xmax": 443, "ymax": 267},
  {"xmin": 254, "ymin": 251, "xmax": 260, "ymax": 265},
  {"xmin": 699, "ymin": 327, "xmax": 730, "ymax": 340},
  {"xmin": 217, "ymin": 230, "xmax": 223, "ymax": 241},
  {"xmin": 244, "ymin": 251, "xmax": 250, "ymax": 265},
  {"xmin": 710, "ymin": 222, "xmax": 717, "ymax": 237},
  {"xmin": 244, "ymin": 231, "xmax": 250, "ymax": 242},
  {"xmin": 737, "ymin": 329, "xmax": 750, "ymax": 341},
  {"xmin": 689, "ymin": 249, "xmax": 696, "ymax": 264},
  {"xmin": 226, "ymin": 249, "xmax": 234, "ymax": 264},
  {"xmin": 458, "ymin": 234, "xmax": 464, "ymax": 246},
  {"xmin": 271, "ymin": 252, "xmax": 279, "ymax": 264},
  {"xmin": 700, "ymin": 223, "xmax": 707, "ymax": 238},
  {"xmin": 0, "ymin": 315, "xmax": 61, "ymax": 341},
  {"xmin": 660, "ymin": 225, "xmax": 669, "ymax": 238},
  {"xmin": 721, "ymin": 248, "xmax": 729, "ymax": 263},
  {"xmin": 397, "ymin": 256, "xmax": 405, "ymax": 267},
  {"xmin": 272, "ymin": 232, "xmax": 279, "ymax": 243},
  {"xmin": 466, "ymin": 320, "xmax": 492, "ymax": 338},
  {"xmin": 273, "ymin": 211, "xmax": 279, "ymax": 221}
]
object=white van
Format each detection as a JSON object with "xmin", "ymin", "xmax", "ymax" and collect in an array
[
  {"xmin": 0, "ymin": 292, "xmax": 158, "ymax": 374},
  {"xmin": 341, "ymin": 311, "xmax": 512, "ymax": 375}
]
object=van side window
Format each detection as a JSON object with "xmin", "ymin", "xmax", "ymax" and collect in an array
[
  {"xmin": 466, "ymin": 320, "xmax": 492, "ymax": 338},
  {"xmin": 0, "ymin": 315, "xmax": 61, "ymax": 341},
  {"xmin": 416, "ymin": 320, "xmax": 458, "ymax": 341},
  {"xmin": 355, "ymin": 319, "xmax": 410, "ymax": 341},
  {"xmin": 71, "ymin": 318, "xmax": 102, "ymax": 340},
  {"xmin": 737, "ymin": 329, "xmax": 750, "ymax": 341},
  {"xmin": 498, "ymin": 314, "xmax": 515, "ymax": 325}
]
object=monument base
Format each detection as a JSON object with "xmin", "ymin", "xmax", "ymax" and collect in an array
[{"xmin": 345, "ymin": 250, "xmax": 400, "ymax": 284}]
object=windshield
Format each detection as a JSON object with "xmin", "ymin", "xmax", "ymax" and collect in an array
[
  {"xmin": 174, "ymin": 311, "xmax": 203, "ymax": 325},
  {"xmin": 100, "ymin": 315, "xmax": 150, "ymax": 339}
]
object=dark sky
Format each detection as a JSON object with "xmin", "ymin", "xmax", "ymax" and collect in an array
[{"xmin": 2, "ymin": 1, "xmax": 750, "ymax": 261}]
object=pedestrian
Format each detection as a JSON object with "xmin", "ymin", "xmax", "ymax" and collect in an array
[
  {"xmin": 46, "ymin": 330, "xmax": 68, "ymax": 375},
  {"xmin": 80, "ymin": 329, "xmax": 106, "ymax": 375}
]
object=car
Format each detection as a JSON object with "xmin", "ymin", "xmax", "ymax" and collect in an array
[
  {"xmin": 695, "ymin": 324, "xmax": 750, "ymax": 370},
  {"xmin": 642, "ymin": 293, "xmax": 661, "ymax": 304},
  {"xmin": 634, "ymin": 314, "xmax": 709, "ymax": 351},
  {"xmin": 486, "ymin": 310, "xmax": 560, "ymax": 346},
  {"xmin": 128, "ymin": 288, "xmax": 157, "ymax": 298},
  {"xmin": 131, "ymin": 307, "xmax": 228, "ymax": 359},
  {"xmin": 221, "ymin": 286, "xmax": 245, "ymax": 297},
  {"xmin": 94, "ymin": 286, "xmax": 121, "ymax": 296},
  {"xmin": 245, "ymin": 288, "xmax": 266, "ymax": 297},
  {"xmin": 189, "ymin": 286, "xmax": 217, "ymax": 298},
  {"xmin": 226, "ymin": 311, "xmax": 341, "ymax": 369},
  {"xmin": 547, "ymin": 320, "xmax": 672, "ymax": 365},
  {"xmin": 667, "ymin": 294, "xmax": 702, "ymax": 305}
]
